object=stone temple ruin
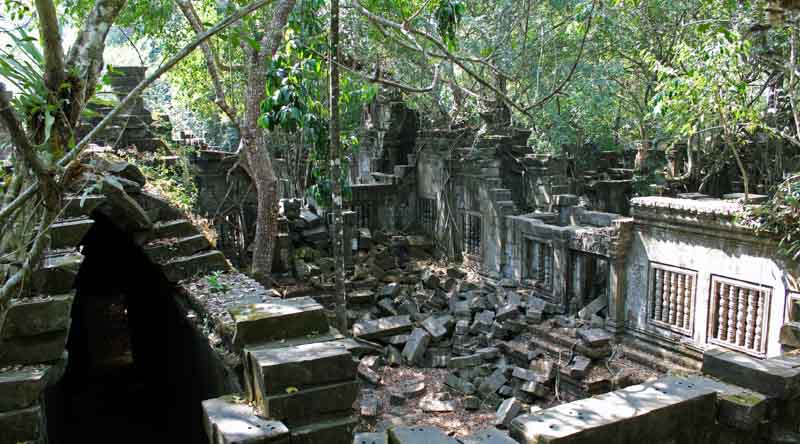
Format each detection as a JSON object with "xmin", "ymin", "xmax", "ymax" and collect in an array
[{"xmin": 1, "ymin": 78, "xmax": 799, "ymax": 444}]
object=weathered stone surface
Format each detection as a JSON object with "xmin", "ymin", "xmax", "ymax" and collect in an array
[
  {"xmin": 1, "ymin": 293, "xmax": 73, "ymax": 338},
  {"xmin": 361, "ymin": 396, "xmax": 380, "ymax": 417},
  {"xmin": 509, "ymin": 377, "xmax": 719, "ymax": 444},
  {"xmin": 495, "ymin": 304, "xmax": 520, "ymax": 322},
  {"xmin": 380, "ymin": 283, "xmax": 402, "ymax": 298},
  {"xmin": 703, "ymin": 348, "xmax": 800, "ymax": 400},
  {"xmin": 246, "ymin": 341, "xmax": 356, "ymax": 396},
  {"xmin": 577, "ymin": 328, "xmax": 612, "ymax": 348},
  {"xmin": 578, "ymin": 295, "xmax": 607, "ymax": 320},
  {"xmin": 151, "ymin": 219, "xmax": 198, "ymax": 239},
  {"xmin": 402, "ymin": 328, "xmax": 431, "ymax": 365},
  {"xmin": 0, "ymin": 329, "xmax": 69, "ymax": 366},
  {"xmin": 354, "ymin": 432, "xmax": 387, "ymax": 444},
  {"xmin": 63, "ymin": 194, "xmax": 105, "ymax": 218},
  {"xmin": 143, "ymin": 234, "xmax": 211, "ymax": 263},
  {"xmin": 51, "ymin": 217, "xmax": 94, "ymax": 249},
  {"xmin": 302, "ymin": 226, "xmax": 329, "ymax": 243},
  {"xmin": 464, "ymin": 396, "xmax": 482, "ymax": 410},
  {"xmin": 349, "ymin": 290, "xmax": 377, "ymax": 305},
  {"xmin": 230, "ymin": 297, "xmax": 329, "ymax": 347},
  {"xmin": 568, "ymin": 356, "xmax": 591, "ymax": 379},
  {"xmin": 353, "ymin": 315, "xmax": 413, "ymax": 340},
  {"xmin": 519, "ymin": 381, "xmax": 550, "ymax": 398},
  {"xmin": 461, "ymin": 427, "xmax": 518, "ymax": 444},
  {"xmin": 448, "ymin": 354, "xmax": 483, "ymax": 369},
  {"xmin": 479, "ymin": 370, "xmax": 508, "ymax": 397},
  {"xmin": 32, "ymin": 251, "xmax": 83, "ymax": 295},
  {"xmin": 422, "ymin": 315, "xmax": 452, "ymax": 341},
  {"xmin": 385, "ymin": 345, "xmax": 403, "ymax": 366},
  {"xmin": 258, "ymin": 380, "xmax": 359, "ymax": 426},
  {"xmin": 444, "ymin": 373, "xmax": 476, "ymax": 395},
  {"xmin": 391, "ymin": 378, "xmax": 426, "ymax": 399},
  {"xmin": 495, "ymin": 398, "xmax": 522, "ymax": 428},
  {"xmin": 162, "ymin": 250, "xmax": 228, "ymax": 282},
  {"xmin": 420, "ymin": 393, "xmax": 456, "ymax": 412},
  {"xmin": 0, "ymin": 405, "xmax": 42, "ymax": 444},
  {"xmin": 99, "ymin": 176, "xmax": 152, "ymax": 231},
  {"xmin": 202, "ymin": 395, "xmax": 289, "ymax": 444},
  {"xmin": 291, "ymin": 415, "xmax": 358, "ymax": 444},
  {"xmin": 0, "ymin": 367, "xmax": 49, "ymax": 412},
  {"xmin": 388, "ymin": 426, "xmax": 459, "ymax": 444}
]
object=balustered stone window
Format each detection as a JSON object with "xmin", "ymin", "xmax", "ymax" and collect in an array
[
  {"xmin": 354, "ymin": 203, "xmax": 374, "ymax": 228},
  {"xmin": 418, "ymin": 198, "xmax": 436, "ymax": 234},
  {"xmin": 525, "ymin": 239, "xmax": 553, "ymax": 291},
  {"xmin": 462, "ymin": 212, "xmax": 481, "ymax": 257},
  {"xmin": 708, "ymin": 276, "xmax": 771, "ymax": 357},
  {"xmin": 647, "ymin": 263, "xmax": 696, "ymax": 336}
]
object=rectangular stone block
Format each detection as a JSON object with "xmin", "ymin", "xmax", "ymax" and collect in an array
[
  {"xmin": 388, "ymin": 426, "xmax": 459, "ymax": 444},
  {"xmin": 353, "ymin": 315, "xmax": 412, "ymax": 340},
  {"xmin": 258, "ymin": 380, "xmax": 359, "ymax": 427},
  {"xmin": 1, "ymin": 293, "xmax": 74, "ymax": 338},
  {"xmin": 202, "ymin": 395, "xmax": 289, "ymax": 444},
  {"xmin": 354, "ymin": 432, "xmax": 387, "ymax": 444},
  {"xmin": 703, "ymin": 348, "xmax": 800, "ymax": 400},
  {"xmin": 461, "ymin": 427, "xmax": 518, "ymax": 444},
  {"xmin": 0, "ymin": 366, "xmax": 50, "ymax": 412},
  {"xmin": 246, "ymin": 341, "xmax": 356, "ymax": 397},
  {"xmin": 32, "ymin": 251, "xmax": 83, "ymax": 295},
  {"xmin": 0, "ymin": 329, "xmax": 69, "ymax": 366},
  {"xmin": 161, "ymin": 250, "xmax": 228, "ymax": 282},
  {"xmin": 0, "ymin": 405, "xmax": 42, "ymax": 444},
  {"xmin": 50, "ymin": 217, "xmax": 94, "ymax": 249},
  {"xmin": 230, "ymin": 297, "xmax": 329, "ymax": 347},
  {"xmin": 402, "ymin": 328, "xmax": 431, "ymax": 365},
  {"xmin": 291, "ymin": 416, "xmax": 358, "ymax": 444},
  {"xmin": 509, "ymin": 376, "xmax": 718, "ymax": 444}
]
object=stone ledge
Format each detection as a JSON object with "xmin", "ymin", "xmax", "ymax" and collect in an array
[
  {"xmin": 0, "ymin": 405, "xmax": 42, "ymax": 444},
  {"xmin": 702, "ymin": 348, "xmax": 800, "ymax": 400},
  {"xmin": 1, "ymin": 293, "xmax": 74, "ymax": 339},
  {"xmin": 202, "ymin": 395, "xmax": 290, "ymax": 444}
]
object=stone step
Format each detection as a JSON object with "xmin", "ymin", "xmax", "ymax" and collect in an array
[
  {"xmin": 256, "ymin": 380, "xmax": 359, "ymax": 427},
  {"xmin": 246, "ymin": 341, "xmax": 356, "ymax": 399},
  {"xmin": 352, "ymin": 315, "xmax": 413, "ymax": 340},
  {"xmin": 143, "ymin": 234, "xmax": 211, "ymax": 264},
  {"xmin": 0, "ymin": 365, "xmax": 55, "ymax": 412},
  {"xmin": 63, "ymin": 195, "xmax": 105, "ymax": 219},
  {"xmin": 229, "ymin": 297, "xmax": 329, "ymax": 348},
  {"xmin": 291, "ymin": 415, "xmax": 358, "ymax": 444},
  {"xmin": 702, "ymin": 348, "xmax": 800, "ymax": 400},
  {"xmin": 161, "ymin": 250, "xmax": 229, "ymax": 283},
  {"xmin": 202, "ymin": 395, "xmax": 290, "ymax": 444},
  {"xmin": 32, "ymin": 250, "xmax": 83, "ymax": 295},
  {"xmin": 509, "ymin": 376, "xmax": 719, "ymax": 444},
  {"xmin": 387, "ymin": 426, "xmax": 460, "ymax": 444},
  {"xmin": 0, "ymin": 331, "xmax": 69, "ymax": 366},
  {"xmin": 151, "ymin": 219, "xmax": 199, "ymax": 240},
  {"xmin": 620, "ymin": 333, "xmax": 702, "ymax": 374},
  {"xmin": 0, "ymin": 293, "xmax": 73, "ymax": 339},
  {"xmin": 50, "ymin": 217, "xmax": 94, "ymax": 249},
  {"xmin": 0, "ymin": 405, "xmax": 42, "ymax": 444}
]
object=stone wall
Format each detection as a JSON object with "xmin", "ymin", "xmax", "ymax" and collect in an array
[{"xmin": 623, "ymin": 196, "xmax": 799, "ymax": 360}]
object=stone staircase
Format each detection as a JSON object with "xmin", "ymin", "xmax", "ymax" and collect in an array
[
  {"xmin": 0, "ymin": 157, "xmax": 230, "ymax": 444},
  {"xmin": 202, "ymin": 296, "xmax": 359, "ymax": 444}
]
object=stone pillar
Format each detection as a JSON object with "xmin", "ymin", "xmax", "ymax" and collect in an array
[
  {"xmin": 342, "ymin": 210, "xmax": 356, "ymax": 269},
  {"xmin": 553, "ymin": 241, "xmax": 569, "ymax": 313},
  {"xmin": 606, "ymin": 257, "xmax": 627, "ymax": 335}
]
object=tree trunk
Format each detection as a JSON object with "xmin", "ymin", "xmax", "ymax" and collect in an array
[
  {"xmin": 330, "ymin": 0, "xmax": 347, "ymax": 334},
  {"xmin": 242, "ymin": 0, "xmax": 297, "ymax": 284}
]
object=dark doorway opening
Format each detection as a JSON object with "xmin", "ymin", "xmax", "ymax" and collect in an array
[{"xmin": 49, "ymin": 211, "xmax": 204, "ymax": 443}]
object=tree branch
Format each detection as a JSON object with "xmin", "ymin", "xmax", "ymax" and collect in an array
[
  {"xmin": 34, "ymin": 0, "xmax": 65, "ymax": 93},
  {"xmin": 175, "ymin": 0, "xmax": 241, "ymax": 129},
  {"xmin": 524, "ymin": 0, "xmax": 595, "ymax": 111}
]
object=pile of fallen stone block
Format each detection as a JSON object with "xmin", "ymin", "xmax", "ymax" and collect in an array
[{"xmin": 345, "ymin": 262, "xmax": 621, "ymax": 434}]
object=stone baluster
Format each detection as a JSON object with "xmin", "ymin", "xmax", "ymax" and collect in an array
[
  {"xmin": 754, "ymin": 291, "xmax": 764, "ymax": 353},
  {"xmin": 653, "ymin": 269, "xmax": 663, "ymax": 321},
  {"xmin": 662, "ymin": 271, "xmax": 669, "ymax": 322},
  {"xmin": 736, "ymin": 287, "xmax": 747, "ymax": 346},
  {"xmin": 683, "ymin": 276, "xmax": 692, "ymax": 330},
  {"xmin": 543, "ymin": 247, "xmax": 552, "ymax": 289},
  {"xmin": 531, "ymin": 241, "xmax": 540, "ymax": 281},
  {"xmin": 745, "ymin": 289, "xmax": 756, "ymax": 350},
  {"xmin": 676, "ymin": 274, "xmax": 685, "ymax": 329},
  {"xmin": 668, "ymin": 272, "xmax": 678, "ymax": 326},
  {"xmin": 717, "ymin": 282, "xmax": 728, "ymax": 340},
  {"xmin": 727, "ymin": 284, "xmax": 737, "ymax": 343}
]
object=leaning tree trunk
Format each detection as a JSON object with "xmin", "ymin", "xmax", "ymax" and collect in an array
[
  {"xmin": 241, "ymin": 0, "xmax": 297, "ymax": 284},
  {"xmin": 329, "ymin": 0, "xmax": 347, "ymax": 333}
]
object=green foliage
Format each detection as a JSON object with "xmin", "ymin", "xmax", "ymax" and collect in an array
[
  {"xmin": 744, "ymin": 174, "xmax": 800, "ymax": 261},
  {"xmin": 206, "ymin": 270, "xmax": 230, "ymax": 293},
  {"xmin": 117, "ymin": 143, "xmax": 199, "ymax": 212},
  {"xmin": 434, "ymin": 0, "xmax": 465, "ymax": 51}
]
